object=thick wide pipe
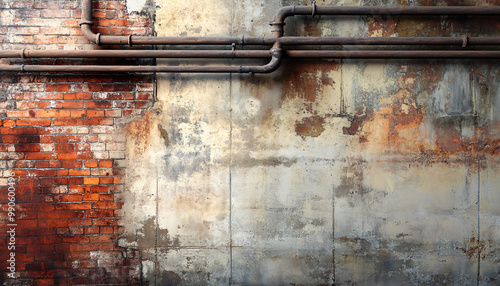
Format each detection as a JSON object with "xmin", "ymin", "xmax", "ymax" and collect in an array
[
  {"xmin": 270, "ymin": 6, "xmax": 500, "ymax": 37},
  {"xmin": 278, "ymin": 36, "xmax": 500, "ymax": 46},
  {"xmin": 0, "ymin": 46, "xmax": 282, "ymax": 74},
  {"xmin": 81, "ymin": 0, "xmax": 274, "ymax": 46},
  {"xmin": 285, "ymin": 50, "xmax": 500, "ymax": 59},
  {"xmin": 0, "ymin": 50, "xmax": 272, "ymax": 59},
  {"xmin": 273, "ymin": 6, "xmax": 500, "ymax": 23},
  {"xmin": 2, "ymin": 50, "xmax": 500, "ymax": 73}
]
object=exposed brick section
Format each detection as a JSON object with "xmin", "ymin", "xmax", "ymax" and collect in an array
[{"xmin": 0, "ymin": 0, "xmax": 154, "ymax": 284}]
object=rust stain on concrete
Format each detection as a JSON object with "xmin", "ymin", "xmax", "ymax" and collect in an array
[
  {"xmin": 295, "ymin": 115, "xmax": 326, "ymax": 137},
  {"xmin": 282, "ymin": 60, "xmax": 339, "ymax": 109},
  {"xmin": 124, "ymin": 111, "xmax": 152, "ymax": 156}
]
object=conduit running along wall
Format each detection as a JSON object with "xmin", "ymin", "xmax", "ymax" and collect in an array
[{"xmin": 1, "ymin": 2, "xmax": 500, "ymax": 72}]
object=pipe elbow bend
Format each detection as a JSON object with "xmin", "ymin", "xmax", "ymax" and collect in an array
[
  {"xmin": 271, "ymin": 6, "xmax": 294, "ymax": 24},
  {"xmin": 81, "ymin": 24, "xmax": 98, "ymax": 44},
  {"xmin": 242, "ymin": 48, "xmax": 283, "ymax": 74}
]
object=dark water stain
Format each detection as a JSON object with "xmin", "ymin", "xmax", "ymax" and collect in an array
[
  {"xmin": 157, "ymin": 271, "xmax": 181, "ymax": 286},
  {"xmin": 158, "ymin": 123, "xmax": 169, "ymax": 148},
  {"xmin": 232, "ymin": 156, "xmax": 298, "ymax": 168}
]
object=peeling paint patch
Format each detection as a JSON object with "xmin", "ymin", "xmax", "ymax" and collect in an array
[{"xmin": 126, "ymin": 0, "xmax": 148, "ymax": 13}]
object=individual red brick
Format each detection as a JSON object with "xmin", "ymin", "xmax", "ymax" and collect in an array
[
  {"xmin": 70, "ymin": 110, "xmax": 86, "ymax": 117},
  {"xmin": 100, "ymin": 227, "xmax": 113, "ymax": 234},
  {"xmin": 37, "ymin": 110, "xmax": 59, "ymax": 117},
  {"xmin": 56, "ymin": 194, "xmax": 83, "ymax": 202},
  {"xmin": 84, "ymin": 118, "xmax": 100, "ymax": 125},
  {"xmin": 55, "ymin": 203, "xmax": 91, "ymax": 210},
  {"xmin": 86, "ymin": 210, "xmax": 113, "ymax": 218},
  {"xmin": 99, "ymin": 177, "xmax": 114, "ymax": 184},
  {"xmin": 84, "ymin": 160, "xmax": 98, "ymax": 168},
  {"xmin": 68, "ymin": 169, "xmax": 90, "ymax": 176},
  {"xmin": 56, "ymin": 84, "xmax": 71, "ymax": 92},
  {"xmin": 100, "ymin": 194, "xmax": 114, "ymax": 201},
  {"xmin": 100, "ymin": 118, "xmax": 114, "ymax": 125},
  {"xmin": 83, "ymin": 177, "xmax": 99, "ymax": 185},
  {"xmin": 63, "ymin": 93, "xmax": 76, "ymax": 100},
  {"xmin": 83, "ymin": 194, "xmax": 99, "ymax": 201},
  {"xmin": 58, "ymin": 152, "xmax": 77, "ymax": 160},
  {"xmin": 15, "ymin": 143, "xmax": 40, "ymax": 152},
  {"xmin": 76, "ymin": 92, "xmax": 92, "ymax": 99},
  {"xmin": 92, "ymin": 202, "xmax": 124, "ymax": 209},
  {"xmin": 85, "ymin": 101, "xmax": 112, "ymax": 109},
  {"xmin": 57, "ymin": 170, "xmax": 69, "ymax": 176},
  {"xmin": 99, "ymin": 160, "xmax": 113, "ymax": 168},
  {"xmin": 81, "ymin": 243, "xmax": 99, "ymax": 252},
  {"xmin": 7, "ymin": 110, "xmax": 30, "ymax": 117},
  {"xmin": 62, "ymin": 236, "xmax": 89, "ymax": 244},
  {"xmin": 77, "ymin": 151, "xmax": 93, "ymax": 159},
  {"xmin": 91, "ymin": 186, "xmax": 109, "ymax": 193},
  {"xmin": 25, "ymin": 152, "xmax": 55, "ymax": 160},
  {"xmin": 17, "ymin": 118, "xmax": 51, "ymax": 126},
  {"xmin": 85, "ymin": 227, "xmax": 100, "ymax": 235},
  {"xmin": 53, "ymin": 118, "xmax": 83, "ymax": 126},
  {"xmin": 89, "ymin": 234, "xmax": 117, "ymax": 243},
  {"xmin": 56, "ymin": 101, "xmax": 83, "ymax": 109},
  {"xmin": 2, "ymin": 120, "xmax": 16, "ymax": 128}
]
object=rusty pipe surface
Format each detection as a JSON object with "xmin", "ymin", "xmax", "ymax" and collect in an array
[
  {"xmin": 82, "ymin": 0, "xmax": 500, "ymax": 46},
  {"xmin": 3, "ymin": 50, "xmax": 500, "ymax": 73},
  {"xmin": 81, "ymin": 0, "xmax": 274, "ymax": 45},
  {"xmin": 284, "ymin": 50, "xmax": 500, "ymax": 58},
  {"xmin": 0, "ymin": 44, "xmax": 283, "ymax": 74},
  {"xmin": 270, "ymin": 6, "xmax": 500, "ymax": 37},
  {"xmin": 0, "ymin": 50, "xmax": 272, "ymax": 59},
  {"xmin": 278, "ymin": 36, "xmax": 500, "ymax": 46}
]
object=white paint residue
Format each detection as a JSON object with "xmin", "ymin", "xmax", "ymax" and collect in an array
[{"xmin": 127, "ymin": 0, "xmax": 148, "ymax": 13}]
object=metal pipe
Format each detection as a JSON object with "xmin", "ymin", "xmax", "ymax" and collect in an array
[
  {"xmin": 270, "ymin": 6, "xmax": 500, "ymax": 37},
  {"xmin": 81, "ymin": 0, "xmax": 275, "ymax": 46},
  {"xmin": 278, "ymin": 36, "xmax": 500, "ymax": 46},
  {"xmin": 0, "ymin": 50, "xmax": 272, "ymax": 59},
  {"xmin": 3, "ymin": 50, "xmax": 500, "ymax": 73},
  {"xmin": 0, "ymin": 45, "xmax": 282, "ymax": 74},
  {"xmin": 284, "ymin": 50, "xmax": 500, "ymax": 58}
]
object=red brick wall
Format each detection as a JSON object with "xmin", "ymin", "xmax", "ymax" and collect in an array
[{"xmin": 0, "ymin": 1, "xmax": 154, "ymax": 284}]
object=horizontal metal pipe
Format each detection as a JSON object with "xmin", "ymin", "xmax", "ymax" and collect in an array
[
  {"xmin": 97, "ymin": 35, "xmax": 276, "ymax": 46},
  {"xmin": 273, "ymin": 6, "xmax": 500, "ymax": 23},
  {"xmin": 0, "ymin": 50, "xmax": 272, "ymax": 59},
  {"xmin": 270, "ymin": 5, "xmax": 500, "ymax": 37},
  {"xmin": 2, "ymin": 50, "xmax": 500, "ymax": 74},
  {"xmin": 285, "ymin": 50, "xmax": 500, "ymax": 58},
  {"xmin": 82, "ymin": 0, "xmax": 275, "ymax": 45},
  {"xmin": 278, "ymin": 36, "xmax": 500, "ymax": 46},
  {"xmin": 0, "ymin": 47, "xmax": 283, "ymax": 74}
]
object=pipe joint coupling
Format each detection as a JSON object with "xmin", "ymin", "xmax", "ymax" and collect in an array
[
  {"xmin": 270, "ymin": 48, "xmax": 283, "ymax": 58},
  {"xmin": 79, "ymin": 20, "xmax": 94, "ymax": 26},
  {"xmin": 96, "ymin": 33, "xmax": 102, "ymax": 46}
]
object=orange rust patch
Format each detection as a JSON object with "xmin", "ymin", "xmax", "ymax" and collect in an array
[
  {"xmin": 295, "ymin": 116, "xmax": 325, "ymax": 138},
  {"xmin": 282, "ymin": 60, "xmax": 339, "ymax": 112},
  {"xmin": 456, "ymin": 237, "xmax": 489, "ymax": 260},
  {"xmin": 124, "ymin": 111, "xmax": 152, "ymax": 156}
]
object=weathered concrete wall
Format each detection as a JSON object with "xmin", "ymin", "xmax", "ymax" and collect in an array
[{"xmin": 121, "ymin": 0, "xmax": 500, "ymax": 285}]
